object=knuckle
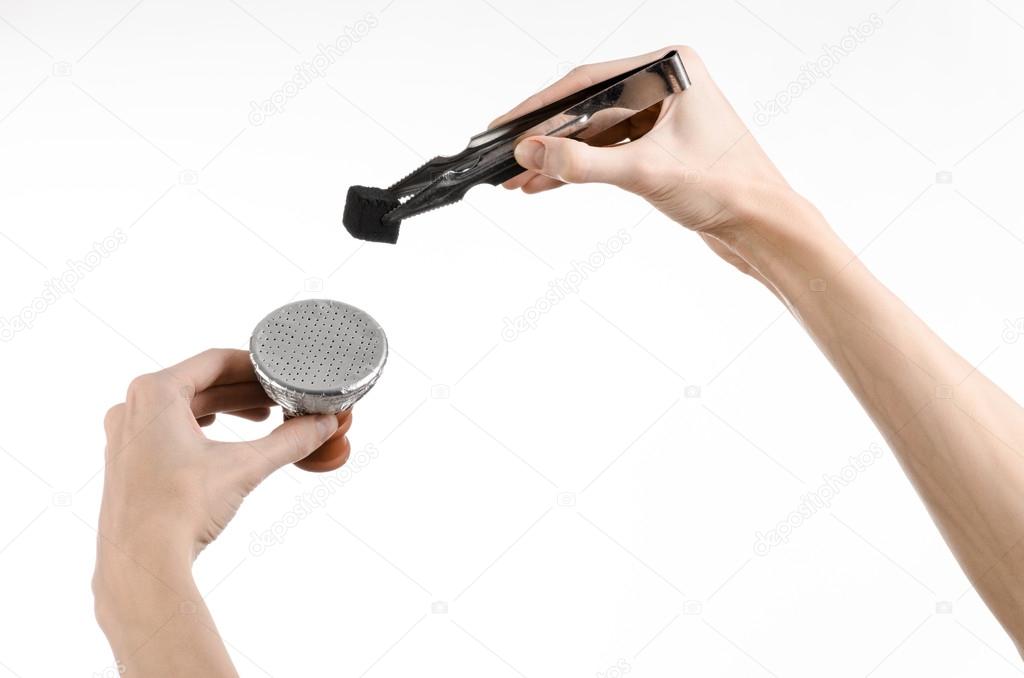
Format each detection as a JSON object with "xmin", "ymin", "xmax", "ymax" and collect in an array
[
  {"xmin": 552, "ymin": 145, "xmax": 584, "ymax": 183},
  {"xmin": 196, "ymin": 348, "xmax": 220, "ymax": 363},
  {"xmin": 201, "ymin": 347, "xmax": 234, "ymax": 361},
  {"xmin": 126, "ymin": 372, "xmax": 173, "ymax": 401},
  {"xmin": 282, "ymin": 426, "xmax": 312, "ymax": 454},
  {"xmin": 521, "ymin": 93, "xmax": 544, "ymax": 114},
  {"xmin": 566, "ymin": 65, "xmax": 594, "ymax": 88},
  {"xmin": 103, "ymin": 404, "xmax": 125, "ymax": 432}
]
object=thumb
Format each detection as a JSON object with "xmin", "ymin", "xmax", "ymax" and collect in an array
[
  {"xmin": 514, "ymin": 136, "xmax": 636, "ymax": 189},
  {"xmin": 249, "ymin": 414, "xmax": 340, "ymax": 473}
]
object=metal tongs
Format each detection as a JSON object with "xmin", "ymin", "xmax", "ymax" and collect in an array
[{"xmin": 343, "ymin": 50, "xmax": 690, "ymax": 243}]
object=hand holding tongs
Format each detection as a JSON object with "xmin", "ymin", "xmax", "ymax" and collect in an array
[{"xmin": 343, "ymin": 50, "xmax": 691, "ymax": 243}]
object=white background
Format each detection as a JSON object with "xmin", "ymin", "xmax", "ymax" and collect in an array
[{"xmin": 1, "ymin": 0, "xmax": 1023, "ymax": 675}]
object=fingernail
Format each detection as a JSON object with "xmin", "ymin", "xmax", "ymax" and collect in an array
[
  {"xmin": 316, "ymin": 414, "xmax": 339, "ymax": 438},
  {"xmin": 515, "ymin": 139, "xmax": 545, "ymax": 170}
]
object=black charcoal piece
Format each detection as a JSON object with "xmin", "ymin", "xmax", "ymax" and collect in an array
[{"xmin": 342, "ymin": 185, "xmax": 402, "ymax": 244}]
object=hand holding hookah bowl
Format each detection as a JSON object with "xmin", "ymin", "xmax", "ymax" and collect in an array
[{"xmin": 249, "ymin": 299, "xmax": 387, "ymax": 472}]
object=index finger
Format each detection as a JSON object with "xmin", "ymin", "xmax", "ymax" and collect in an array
[
  {"xmin": 163, "ymin": 348, "xmax": 256, "ymax": 395},
  {"xmin": 488, "ymin": 47, "xmax": 674, "ymax": 129}
]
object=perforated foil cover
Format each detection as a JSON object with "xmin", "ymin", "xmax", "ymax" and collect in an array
[{"xmin": 249, "ymin": 299, "xmax": 388, "ymax": 416}]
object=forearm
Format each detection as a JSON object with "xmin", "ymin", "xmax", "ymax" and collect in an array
[
  {"xmin": 93, "ymin": 536, "xmax": 237, "ymax": 676},
  {"xmin": 722, "ymin": 186, "xmax": 1024, "ymax": 647}
]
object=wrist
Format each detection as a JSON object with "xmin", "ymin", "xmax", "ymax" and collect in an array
[
  {"xmin": 94, "ymin": 563, "xmax": 200, "ymax": 658},
  {"xmin": 714, "ymin": 183, "xmax": 854, "ymax": 293},
  {"xmin": 93, "ymin": 550, "xmax": 235, "ymax": 676},
  {"xmin": 93, "ymin": 529, "xmax": 196, "ymax": 636}
]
